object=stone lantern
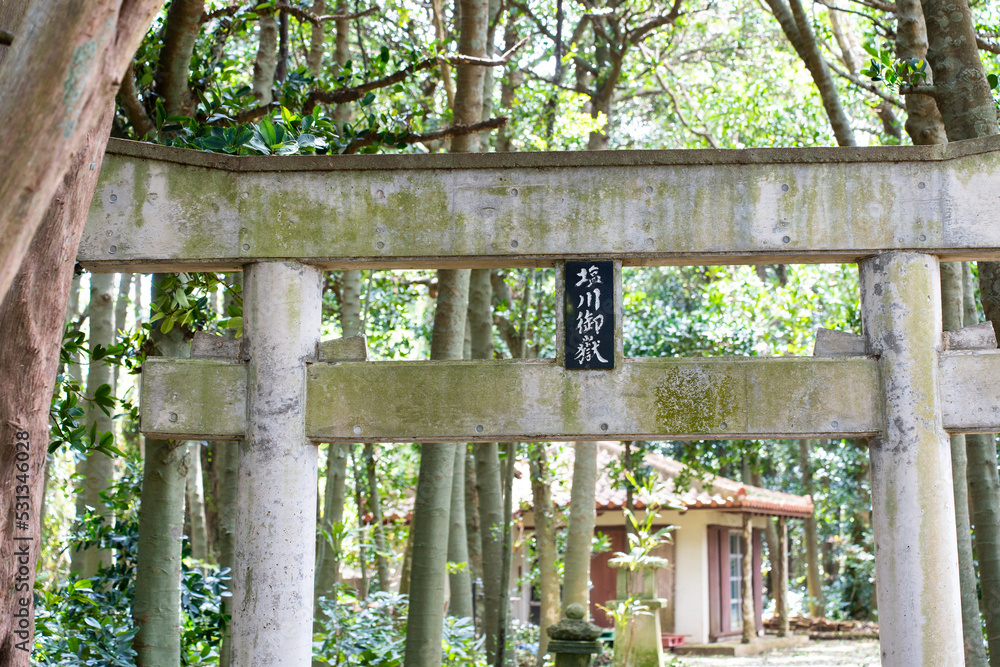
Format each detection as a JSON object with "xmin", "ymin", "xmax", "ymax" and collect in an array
[{"xmin": 546, "ymin": 603, "xmax": 604, "ymax": 667}]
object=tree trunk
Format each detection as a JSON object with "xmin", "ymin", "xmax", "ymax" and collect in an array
[
  {"xmin": 799, "ymin": 439, "xmax": 823, "ymax": 616},
  {"xmin": 155, "ymin": 0, "xmax": 204, "ymax": 116},
  {"xmin": 351, "ymin": 447, "xmax": 370, "ymax": 600},
  {"xmin": 365, "ymin": 444, "xmax": 392, "ymax": 593},
  {"xmin": 112, "ymin": 273, "xmax": 132, "ymax": 392},
  {"xmin": 741, "ymin": 513, "xmax": 754, "ymax": 643},
  {"xmin": 764, "ymin": 0, "xmax": 856, "ymax": 146},
  {"xmin": 133, "ymin": 274, "xmax": 191, "ymax": 666},
  {"xmin": 920, "ymin": 3, "xmax": 1000, "ymax": 659},
  {"xmin": 941, "ymin": 261, "xmax": 987, "ymax": 666},
  {"xmin": 133, "ymin": 439, "xmax": 189, "ymax": 666},
  {"xmin": 529, "ymin": 444, "xmax": 559, "ymax": 665},
  {"xmin": 0, "ymin": 107, "xmax": 112, "ymax": 666},
  {"xmin": 465, "ymin": 445, "xmax": 483, "ymax": 586},
  {"xmin": 562, "ymin": 442, "xmax": 598, "ymax": 615},
  {"xmin": 0, "ymin": 0, "xmax": 162, "ymax": 301},
  {"xmin": 404, "ymin": 267, "xmax": 469, "ymax": 667},
  {"xmin": 451, "ymin": 0, "xmax": 488, "ymax": 153},
  {"xmin": 751, "ymin": 469, "xmax": 780, "ymax": 606},
  {"xmin": 215, "ymin": 441, "xmax": 238, "ymax": 667},
  {"xmin": 448, "ymin": 445, "xmax": 473, "ymax": 617},
  {"xmin": 895, "ymin": 0, "xmax": 947, "ymax": 146},
  {"xmin": 252, "ymin": 14, "xmax": 279, "ymax": 106},
  {"xmin": 185, "ymin": 441, "xmax": 209, "ymax": 561},
  {"xmin": 307, "ymin": 0, "xmax": 325, "ymax": 73},
  {"xmin": 497, "ymin": 441, "xmax": 516, "ymax": 667},
  {"xmin": 776, "ymin": 517, "xmax": 789, "ymax": 637},
  {"xmin": 71, "ymin": 271, "xmax": 116, "ymax": 577}
]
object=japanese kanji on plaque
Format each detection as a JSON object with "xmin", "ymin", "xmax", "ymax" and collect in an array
[{"xmin": 564, "ymin": 260, "xmax": 615, "ymax": 370}]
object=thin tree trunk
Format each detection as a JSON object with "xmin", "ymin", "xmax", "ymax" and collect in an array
[
  {"xmin": 776, "ymin": 517, "xmax": 789, "ymax": 637},
  {"xmin": 307, "ymin": 0, "xmax": 325, "ymax": 72},
  {"xmin": 399, "ymin": 522, "xmax": 415, "ymax": 596},
  {"xmin": 465, "ymin": 445, "xmax": 483, "ymax": 587},
  {"xmin": 799, "ymin": 439, "xmax": 823, "ymax": 616},
  {"xmin": 921, "ymin": 2, "xmax": 1000, "ymax": 658},
  {"xmin": 741, "ymin": 513, "xmax": 754, "ymax": 643},
  {"xmin": 112, "ymin": 273, "xmax": 132, "ymax": 391},
  {"xmin": 451, "ymin": 0, "xmax": 488, "ymax": 153},
  {"xmin": 72, "ymin": 272, "xmax": 116, "ymax": 577},
  {"xmin": 475, "ymin": 443, "xmax": 503, "ymax": 653},
  {"xmin": 365, "ymin": 443, "xmax": 391, "ymax": 593},
  {"xmin": 253, "ymin": 14, "xmax": 279, "ymax": 106},
  {"xmin": 448, "ymin": 445, "xmax": 473, "ymax": 617},
  {"xmin": 497, "ymin": 441, "xmax": 516, "ymax": 666},
  {"xmin": 215, "ymin": 441, "xmax": 238, "ymax": 667},
  {"xmin": 0, "ymin": 0, "xmax": 163, "ymax": 300},
  {"xmin": 529, "ymin": 444, "xmax": 558, "ymax": 665},
  {"xmin": 764, "ymin": 0, "xmax": 856, "ymax": 146},
  {"xmin": 562, "ymin": 442, "xmax": 598, "ymax": 615},
  {"xmin": 351, "ymin": 447, "xmax": 370, "ymax": 600},
  {"xmin": 155, "ymin": 0, "xmax": 204, "ymax": 116},
  {"xmin": 430, "ymin": 0, "xmax": 456, "ymax": 109},
  {"xmin": 751, "ymin": 469, "xmax": 780, "ymax": 606},
  {"xmin": 133, "ymin": 439, "xmax": 189, "ymax": 666},
  {"xmin": 404, "ymin": 266, "xmax": 469, "ymax": 666},
  {"xmin": 941, "ymin": 262, "xmax": 987, "ymax": 666},
  {"xmin": 0, "ymin": 108, "xmax": 112, "ymax": 665},
  {"xmin": 185, "ymin": 441, "xmax": 209, "ymax": 561},
  {"xmin": 133, "ymin": 274, "xmax": 191, "ymax": 666}
]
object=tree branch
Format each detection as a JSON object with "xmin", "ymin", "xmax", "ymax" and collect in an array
[
  {"xmin": 626, "ymin": 0, "xmax": 683, "ymax": 46},
  {"xmin": 846, "ymin": 0, "xmax": 896, "ymax": 12},
  {"xmin": 900, "ymin": 83, "xmax": 937, "ymax": 97},
  {"xmin": 829, "ymin": 61, "xmax": 905, "ymax": 108},
  {"xmin": 977, "ymin": 35, "xmax": 1000, "ymax": 55},
  {"xmin": 202, "ymin": 2, "xmax": 378, "ymax": 25},
  {"xmin": 342, "ymin": 116, "xmax": 508, "ymax": 154},
  {"xmin": 117, "ymin": 62, "xmax": 157, "ymax": 138}
]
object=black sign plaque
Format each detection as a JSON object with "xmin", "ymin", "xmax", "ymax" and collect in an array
[{"xmin": 564, "ymin": 260, "xmax": 615, "ymax": 370}]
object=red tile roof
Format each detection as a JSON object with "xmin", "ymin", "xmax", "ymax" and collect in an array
[{"xmin": 513, "ymin": 441, "xmax": 814, "ymax": 519}]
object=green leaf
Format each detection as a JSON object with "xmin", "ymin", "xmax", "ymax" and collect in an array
[
  {"xmin": 362, "ymin": 92, "xmax": 376, "ymax": 106},
  {"xmin": 990, "ymin": 73, "xmax": 998, "ymax": 90}
]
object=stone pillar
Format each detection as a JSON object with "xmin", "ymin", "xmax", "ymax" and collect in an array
[
  {"xmin": 230, "ymin": 261, "xmax": 323, "ymax": 666},
  {"xmin": 858, "ymin": 252, "xmax": 964, "ymax": 666},
  {"xmin": 776, "ymin": 517, "xmax": 789, "ymax": 638}
]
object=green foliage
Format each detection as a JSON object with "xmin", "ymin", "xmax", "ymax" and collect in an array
[
  {"xmin": 33, "ymin": 460, "xmax": 231, "ymax": 665},
  {"xmin": 860, "ymin": 41, "xmax": 927, "ymax": 91},
  {"xmin": 312, "ymin": 590, "xmax": 485, "ymax": 665}
]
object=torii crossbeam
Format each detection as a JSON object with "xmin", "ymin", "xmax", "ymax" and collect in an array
[{"xmin": 80, "ymin": 135, "xmax": 1000, "ymax": 666}]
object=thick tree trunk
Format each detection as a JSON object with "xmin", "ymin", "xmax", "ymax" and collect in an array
[
  {"xmin": 0, "ymin": 0, "xmax": 162, "ymax": 300},
  {"xmin": 562, "ymin": 442, "xmax": 598, "ymax": 615},
  {"xmin": 351, "ymin": 448, "xmax": 370, "ymax": 600},
  {"xmin": 529, "ymin": 444, "xmax": 559, "ymax": 665},
  {"xmin": 0, "ymin": 108, "xmax": 112, "ymax": 666},
  {"xmin": 71, "ymin": 271, "xmax": 116, "ymax": 577},
  {"xmin": 895, "ymin": 0, "xmax": 947, "ymax": 146},
  {"xmin": 465, "ymin": 446, "xmax": 483, "ymax": 586},
  {"xmin": 451, "ymin": 0, "xmax": 488, "ymax": 153},
  {"xmin": 799, "ymin": 439, "xmax": 824, "ymax": 616},
  {"xmin": 404, "ymin": 268, "xmax": 469, "ymax": 667},
  {"xmin": 185, "ymin": 441, "xmax": 209, "ymax": 561}
]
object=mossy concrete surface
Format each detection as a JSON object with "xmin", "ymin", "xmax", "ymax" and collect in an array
[
  {"xmin": 80, "ymin": 135, "xmax": 1000, "ymax": 273},
  {"xmin": 140, "ymin": 352, "xmax": 1000, "ymax": 442}
]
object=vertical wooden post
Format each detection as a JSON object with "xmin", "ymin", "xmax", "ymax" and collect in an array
[
  {"xmin": 741, "ymin": 514, "xmax": 754, "ymax": 644},
  {"xmin": 230, "ymin": 261, "xmax": 322, "ymax": 666},
  {"xmin": 859, "ymin": 252, "xmax": 964, "ymax": 666},
  {"xmin": 776, "ymin": 517, "xmax": 789, "ymax": 638}
]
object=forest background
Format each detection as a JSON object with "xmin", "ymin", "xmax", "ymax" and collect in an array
[{"xmin": 3, "ymin": 0, "xmax": 1000, "ymax": 663}]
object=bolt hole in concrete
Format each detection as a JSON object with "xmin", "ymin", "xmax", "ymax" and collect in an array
[
  {"xmin": 377, "ymin": 242, "xmax": 385, "ymax": 250},
  {"xmin": 781, "ymin": 184, "xmax": 789, "ymax": 192},
  {"xmin": 510, "ymin": 240, "xmax": 519, "ymax": 248},
  {"xmin": 109, "ymin": 193, "xmax": 117, "ymax": 202},
  {"xmin": 109, "ymin": 245, "xmax": 117, "ymax": 254},
  {"xmin": 242, "ymin": 243, "xmax": 250, "ymax": 251},
  {"xmin": 475, "ymin": 424, "xmax": 484, "ymax": 433},
  {"xmin": 782, "ymin": 236, "xmax": 791, "ymax": 244},
  {"xmin": 168, "ymin": 412, "xmax": 178, "ymax": 422},
  {"xmin": 352, "ymin": 425, "xmax": 362, "ymax": 435},
  {"xmin": 510, "ymin": 188, "xmax": 518, "ymax": 196},
  {"xmin": 600, "ymin": 423, "xmax": 609, "ymax": 431}
]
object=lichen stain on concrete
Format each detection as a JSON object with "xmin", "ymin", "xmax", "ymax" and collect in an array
[
  {"xmin": 654, "ymin": 366, "xmax": 740, "ymax": 434},
  {"xmin": 62, "ymin": 39, "xmax": 97, "ymax": 138}
]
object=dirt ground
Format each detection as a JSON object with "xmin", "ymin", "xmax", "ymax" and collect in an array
[{"xmin": 674, "ymin": 639, "xmax": 881, "ymax": 667}]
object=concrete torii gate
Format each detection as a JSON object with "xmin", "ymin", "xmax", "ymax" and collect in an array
[{"xmin": 79, "ymin": 135, "xmax": 1000, "ymax": 666}]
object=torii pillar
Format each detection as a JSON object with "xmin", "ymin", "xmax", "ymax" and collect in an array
[
  {"xmin": 859, "ymin": 252, "xmax": 964, "ymax": 665},
  {"xmin": 230, "ymin": 261, "xmax": 323, "ymax": 666}
]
